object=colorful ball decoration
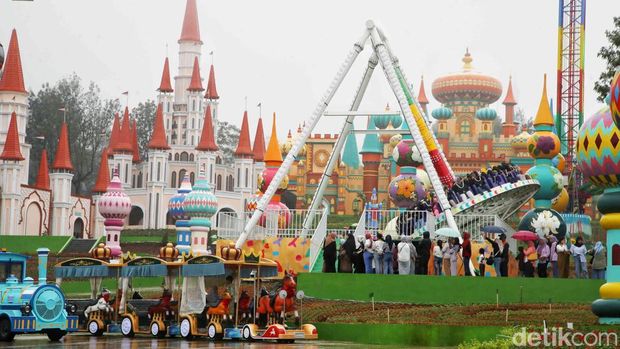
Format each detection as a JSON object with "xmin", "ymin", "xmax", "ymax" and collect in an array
[
  {"xmin": 551, "ymin": 187, "xmax": 569, "ymax": 212},
  {"xmin": 259, "ymin": 201, "xmax": 292, "ymax": 229},
  {"xmin": 518, "ymin": 208, "xmax": 566, "ymax": 238},
  {"xmin": 388, "ymin": 172, "xmax": 426, "ymax": 208},
  {"xmin": 168, "ymin": 175, "xmax": 192, "ymax": 221},
  {"xmin": 526, "ymin": 164, "xmax": 563, "ymax": 201},
  {"xmin": 246, "ymin": 190, "xmax": 262, "ymax": 213},
  {"xmin": 392, "ymin": 139, "xmax": 422, "ymax": 167},
  {"xmin": 527, "ymin": 132, "xmax": 561, "ymax": 159},
  {"xmin": 610, "ymin": 70, "xmax": 620, "ymax": 129},
  {"xmin": 258, "ymin": 167, "xmax": 289, "ymax": 194},
  {"xmin": 91, "ymin": 243, "xmax": 111, "ymax": 260},
  {"xmin": 389, "ymin": 134, "xmax": 402, "ymax": 150},
  {"xmin": 159, "ymin": 242, "xmax": 179, "ymax": 261},
  {"xmin": 184, "ymin": 173, "xmax": 218, "ymax": 222},
  {"xmin": 551, "ymin": 153, "xmax": 566, "ymax": 173},
  {"xmin": 98, "ymin": 170, "xmax": 131, "ymax": 257},
  {"xmin": 576, "ymin": 106, "xmax": 620, "ymax": 189}
]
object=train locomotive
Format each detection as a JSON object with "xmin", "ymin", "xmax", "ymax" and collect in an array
[{"xmin": 0, "ymin": 248, "xmax": 79, "ymax": 341}]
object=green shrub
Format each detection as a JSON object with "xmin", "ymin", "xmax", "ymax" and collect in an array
[{"xmin": 121, "ymin": 228, "xmax": 175, "ymax": 237}]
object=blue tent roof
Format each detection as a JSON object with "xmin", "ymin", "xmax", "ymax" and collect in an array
[
  {"xmin": 342, "ymin": 134, "xmax": 360, "ymax": 168},
  {"xmin": 360, "ymin": 119, "xmax": 383, "ymax": 154}
]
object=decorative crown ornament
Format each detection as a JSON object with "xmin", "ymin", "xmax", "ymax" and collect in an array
[
  {"xmin": 159, "ymin": 242, "xmax": 179, "ymax": 261},
  {"xmin": 91, "ymin": 243, "xmax": 111, "ymax": 261},
  {"xmin": 220, "ymin": 243, "xmax": 241, "ymax": 261},
  {"xmin": 244, "ymin": 251, "xmax": 261, "ymax": 264}
]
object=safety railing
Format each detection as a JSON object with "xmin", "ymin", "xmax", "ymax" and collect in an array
[{"xmin": 216, "ymin": 209, "xmax": 326, "ymax": 240}]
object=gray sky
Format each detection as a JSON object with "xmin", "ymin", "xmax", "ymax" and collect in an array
[{"xmin": 1, "ymin": 0, "xmax": 616, "ymax": 139}]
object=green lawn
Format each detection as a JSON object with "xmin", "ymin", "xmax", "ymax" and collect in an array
[
  {"xmin": 120, "ymin": 235, "xmax": 176, "ymax": 243},
  {"xmin": 299, "ymin": 273, "xmax": 604, "ymax": 305},
  {"xmin": 0, "ymin": 236, "xmax": 71, "ymax": 254}
]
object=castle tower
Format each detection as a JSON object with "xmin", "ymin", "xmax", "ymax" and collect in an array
[
  {"xmin": 502, "ymin": 76, "xmax": 518, "ymax": 138},
  {"xmin": 174, "ymin": 0, "xmax": 202, "ymax": 103},
  {"xmin": 195, "ymin": 104, "xmax": 218, "ymax": 183},
  {"xmin": 0, "ymin": 112, "xmax": 24, "ymax": 235},
  {"xmin": 111, "ymin": 107, "xmax": 134, "ymax": 189},
  {"xmin": 417, "ymin": 77, "xmax": 429, "ymax": 115},
  {"xmin": 233, "ymin": 110, "xmax": 254, "ymax": 193},
  {"xmin": 252, "ymin": 117, "xmax": 266, "ymax": 192},
  {"xmin": 50, "ymin": 122, "xmax": 74, "ymax": 236},
  {"xmin": 205, "ymin": 64, "xmax": 220, "ymax": 137},
  {"xmin": 146, "ymin": 103, "xmax": 170, "ymax": 229},
  {"xmin": 431, "ymin": 107, "xmax": 453, "ymax": 154},
  {"xmin": 157, "ymin": 57, "xmax": 174, "ymax": 144},
  {"xmin": 359, "ymin": 118, "xmax": 383, "ymax": 201},
  {"xmin": 33, "ymin": 149, "xmax": 50, "ymax": 190},
  {"xmin": 131, "ymin": 119, "xmax": 140, "ymax": 164},
  {"xmin": 91, "ymin": 148, "xmax": 110, "ymax": 239},
  {"xmin": 475, "ymin": 107, "xmax": 498, "ymax": 159},
  {"xmin": 0, "ymin": 30, "xmax": 30, "ymax": 184},
  {"xmin": 186, "ymin": 57, "xmax": 204, "ymax": 147}
]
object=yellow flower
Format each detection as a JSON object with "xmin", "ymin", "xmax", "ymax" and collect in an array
[{"xmin": 397, "ymin": 179, "xmax": 414, "ymax": 198}]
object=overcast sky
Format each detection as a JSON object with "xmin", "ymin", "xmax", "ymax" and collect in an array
[{"xmin": 1, "ymin": 0, "xmax": 616, "ymax": 139}]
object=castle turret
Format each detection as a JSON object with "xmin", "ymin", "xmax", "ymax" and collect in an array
[
  {"xmin": 33, "ymin": 149, "xmax": 50, "ymax": 190},
  {"xmin": 205, "ymin": 64, "xmax": 220, "ymax": 137},
  {"xmin": 0, "ymin": 112, "xmax": 24, "ymax": 235},
  {"xmin": 111, "ymin": 107, "xmax": 134, "ymax": 189},
  {"xmin": 186, "ymin": 57, "xmax": 204, "ymax": 147},
  {"xmin": 174, "ymin": 0, "xmax": 202, "ymax": 103},
  {"xmin": 233, "ymin": 110, "xmax": 253, "ymax": 193},
  {"xmin": 50, "ymin": 121, "xmax": 74, "ymax": 236},
  {"xmin": 359, "ymin": 118, "xmax": 383, "ymax": 201},
  {"xmin": 157, "ymin": 57, "xmax": 174, "ymax": 144},
  {"xmin": 252, "ymin": 117, "xmax": 266, "ymax": 192},
  {"xmin": 195, "ymin": 104, "xmax": 218, "ymax": 183},
  {"xmin": 92, "ymin": 148, "xmax": 110, "ymax": 238},
  {"xmin": 502, "ymin": 76, "xmax": 518, "ymax": 137},
  {"xmin": 146, "ymin": 103, "xmax": 170, "ymax": 229},
  {"xmin": 417, "ymin": 77, "xmax": 429, "ymax": 115},
  {"xmin": 131, "ymin": 119, "xmax": 140, "ymax": 164}
]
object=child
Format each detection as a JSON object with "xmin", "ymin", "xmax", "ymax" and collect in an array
[{"xmin": 477, "ymin": 248, "xmax": 486, "ymax": 277}]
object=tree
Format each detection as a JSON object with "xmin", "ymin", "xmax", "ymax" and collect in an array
[
  {"xmin": 594, "ymin": 16, "xmax": 620, "ymax": 101},
  {"xmin": 131, "ymin": 100, "xmax": 157, "ymax": 159},
  {"xmin": 216, "ymin": 120, "xmax": 240, "ymax": 164},
  {"xmin": 28, "ymin": 74, "xmax": 119, "ymax": 195}
]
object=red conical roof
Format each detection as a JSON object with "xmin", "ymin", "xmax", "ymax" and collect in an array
[
  {"xmin": 196, "ymin": 104, "xmax": 218, "ymax": 151},
  {"xmin": 148, "ymin": 103, "xmax": 170, "ymax": 150},
  {"xmin": 205, "ymin": 64, "xmax": 219, "ymax": 99},
  {"xmin": 0, "ymin": 112, "xmax": 24, "ymax": 161},
  {"xmin": 115, "ymin": 107, "xmax": 133, "ymax": 152},
  {"xmin": 33, "ymin": 149, "xmax": 50, "ymax": 190},
  {"xmin": 0, "ymin": 30, "xmax": 26, "ymax": 93},
  {"xmin": 252, "ymin": 117, "xmax": 266, "ymax": 162},
  {"xmin": 92, "ymin": 148, "xmax": 110, "ymax": 193},
  {"xmin": 417, "ymin": 77, "xmax": 429, "ymax": 104},
  {"xmin": 503, "ymin": 76, "xmax": 517, "ymax": 105},
  {"xmin": 158, "ymin": 57, "xmax": 173, "ymax": 93},
  {"xmin": 187, "ymin": 57, "xmax": 204, "ymax": 91},
  {"xmin": 131, "ymin": 119, "xmax": 141, "ymax": 162},
  {"xmin": 52, "ymin": 122, "xmax": 74, "ymax": 171},
  {"xmin": 179, "ymin": 0, "xmax": 201, "ymax": 43},
  {"xmin": 234, "ymin": 110, "xmax": 253, "ymax": 158},
  {"xmin": 108, "ymin": 112, "xmax": 121, "ymax": 153}
]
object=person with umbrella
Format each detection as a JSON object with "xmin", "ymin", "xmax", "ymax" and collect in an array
[{"xmin": 513, "ymin": 231, "xmax": 538, "ymax": 277}]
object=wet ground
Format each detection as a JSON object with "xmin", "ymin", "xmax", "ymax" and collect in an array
[{"xmin": 0, "ymin": 334, "xmax": 408, "ymax": 349}]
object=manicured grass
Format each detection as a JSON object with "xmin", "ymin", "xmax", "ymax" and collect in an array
[
  {"xmin": 60, "ymin": 277, "xmax": 165, "ymax": 296},
  {"xmin": 0, "ymin": 236, "xmax": 71, "ymax": 254},
  {"xmin": 327, "ymin": 215, "xmax": 359, "ymax": 229},
  {"xmin": 298, "ymin": 273, "xmax": 603, "ymax": 305},
  {"xmin": 120, "ymin": 235, "xmax": 176, "ymax": 243}
]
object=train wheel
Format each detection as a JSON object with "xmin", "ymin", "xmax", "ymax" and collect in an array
[
  {"xmin": 0, "ymin": 318, "xmax": 15, "ymax": 342},
  {"xmin": 46, "ymin": 330, "xmax": 66, "ymax": 342},
  {"xmin": 150, "ymin": 322, "xmax": 166, "ymax": 338},
  {"xmin": 180, "ymin": 319, "xmax": 193, "ymax": 340},
  {"xmin": 87, "ymin": 320, "xmax": 104, "ymax": 336},
  {"xmin": 207, "ymin": 323, "xmax": 218, "ymax": 340},
  {"xmin": 242, "ymin": 325, "xmax": 253, "ymax": 341},
  {"xmin": 121, "ymin": 317, "xmax": 134, "ymax": 337}
]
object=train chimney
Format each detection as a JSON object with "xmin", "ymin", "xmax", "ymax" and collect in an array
[{"xmin": 37, "ymin": 248, "xmax": 49, "ymax": 284}]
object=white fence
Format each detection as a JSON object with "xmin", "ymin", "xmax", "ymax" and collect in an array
[{"xmin": 215, "ymin": 209, "xmax": 326, "ymax": 240}]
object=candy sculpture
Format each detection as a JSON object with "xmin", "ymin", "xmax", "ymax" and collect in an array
[{"xmin": 97, "ymin": 169, "xmax": 132, "ymax": 257}]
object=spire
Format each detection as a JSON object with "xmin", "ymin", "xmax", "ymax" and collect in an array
[
  {"xmin": 264, "ymin": 113, "xmax": 283, "ymax": 166},
  {"xmin": 158, "ymin": 57, "xmax": 173, "ymax": 93},
  {"xmin": 360, "ymin": 118, "xmax": 383, "ymax": 154},
  {"xmin": 92, "ymin": 148, "xmax": 110, "ymax": 193},
  {"xmin": 131, "ymin": 119, "xmax": 141, "ymax": 162},
  {"xmin": 234, "ymin": 110, "xmax": 253, "ymax": 158},
  {"xmin": 187, "ymin": 57, "xmax": 204, "ymax": 91},
  {"xmin": 417, "ymin": 76, "xmax": 429, "ymax": 104},
  {"xmin": 33, "ymin": 149, "xmax": 50, "ymax": 190},
  {"xmin": 503, "ymin": 76, "xmax": 517, "ymax": 105},
  {"xmin": 148, "ymin": 103, "xmax": 170, "ymax": 150},
  {"xmin": 196, "ymin": 104, "xmax": 218, "ymax": 151},
  {"xmin": 108, "ymin": 112, "xmax": 121, "ymax": 153},
  {"xmin": 462, "ymin": 48, "xmax": 473, "ymax": 72},
  {"xmin": 342, "ymin": 133, "xmax": 360, "ymax": 169},
  {"xmin": 0, "ymin": 112, "xmax": 24, "ymax": 160},
  {"xmin": 52, "ymin": 122, "xmax": 74, "ymax": 171},
  {"xmin": 533, "ymin": 74, "xmax": 554, "ymax": 127},
  {"xmin": 205, "ymin": 64, "xmax": 219, "ymax": 99},
  {"xmin": 115, "ymin": 107, "xmax": 133, "ymax": 152},
  {"xmin": 179, "ymin": 0, "xmax": 201, "ymax": 43},
  {"xmin": 0, "ymin": 29, "xmax": 26, "ymax": 93},
  {"xmin": 252, "ymin": 117, "xmax": 266, "ymax": 162}
]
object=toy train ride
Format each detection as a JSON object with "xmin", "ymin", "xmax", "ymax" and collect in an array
[{"xmin": 0, "ymin": 248, "xmax": 79, "ymax": 342}]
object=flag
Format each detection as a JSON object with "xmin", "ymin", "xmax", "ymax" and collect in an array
[
  {"xmin": 257, "ymin": 102, "xmax": 262, "ymax": 108},
  {"xmin": 121, "ymin": 91, "xmax": 129, "ymax": 95}
]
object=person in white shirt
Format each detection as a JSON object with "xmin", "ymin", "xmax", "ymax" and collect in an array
[
  {"xmin": 363, "ymin": 233, "xmax": 374, "ymax": 274},
  {"xmin": 433, "ymin": 240, "xmax": 444, "ymax": 275},
  {"xmin": 373, "ymin": 233, "xmax": 385, "ymax": 274},
  {"xmin": 570, "ymin": 236, "xmax": 588, "ymax": 279},
  {"xmin": 397, "ymin": 235, "xmax": 412, "ymax": 275}
]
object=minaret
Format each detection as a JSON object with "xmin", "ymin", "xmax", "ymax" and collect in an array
[
  {"xmin": 91, "ymin": 148, "xmax": 110, "ymax": 239},
  {"xmin": 0, "ymin": 29, "xmax": 31, "ymax": 184},
  {"xmin": 157, "ymin": 57, "xmax": 174, "ymax": 144},
  {"xmin": 50, "ymin": 122, "xmax": 74, "ymax": 236},
  {"xmin": 33, "ymin": 149, "xmax": 50, "ymax": 190},
  {"xmin": 0, "ymin": 112, "xmax": 24, "ymax": 235},
  {"xmin": 112, "ymin": 107, "xmax": 134, "ymax": 189},
  {"xmin": 359, "ymin": 118, "xmax": 383, "ymax": 201},
  {"xmin": 502, "ymin": 76, "xmax": 518, "ymax": 137},
  {"xmin": 417, "ymin": 77, "xmax": 429, "ymax": 115},
  {"xmin": 174, "ymin": 0, "xmax": 202, "ymax": 103},
  {"xmin": 184, "ymin": 169, "xmax": 217, "ymax": 256},
  {"xmin": 146, "ymin": 103, "xmax": 170, "ymax": 229},
  {"xmin": 252, "ymin": 117, "xmax": 266, "ymax": 193},
  {"xmin": 186, "ymin": 57, "xmax": 204, "ymax": 147},
  {"xmin": 233, "ymin": 110, "xmax": 254, "ymax": 193},
  {"xmin": 168, "ymin": 174, "xmax": 193, "ymax": 256},
  {"xmin": 195, "ymin": 104, "xmax": 218, "ymax": 183},
  {"xmin": 205, "ymin": 64, "xmax": 220, "ymax": 137}
]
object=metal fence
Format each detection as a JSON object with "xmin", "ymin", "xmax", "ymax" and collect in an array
[{"xmin": 216, "ymin": 209, "xmax": 326, "ymax": 240}]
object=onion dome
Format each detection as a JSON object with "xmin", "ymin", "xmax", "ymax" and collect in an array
[
  {"xmin": 220, "ymin": 242, "xmax": 241, "ymax": 261},
  {"xmin": 97, "ymin": 170, "xmax": 132, "ymax": 220},
  {"xmin": 576, "ymin": 105, "xmax": 620, "ymax": 189},
  {"xmin": 159, "ymin": 242, "xmax": 179, "ymax": 261},
  {"xmin": 475, "ymin": 107, "xmax": 497, "ymax": 121},
  {"xmin": 246, "ymin": 190, "xmax": 262, "ymax": 213},
  {"xmin": 610, "ymin": 70, "xmax": 620, "ymax": 129},
  {"xmin": 168, "ymin": 174, "xmax": 192, "ymax": 221},
  {"xmin": 552, "ymin": 153, "xmax": 566, "ymax": 173},
  {"xmin": 431, "ymin": 107, "xmax": 453, "ymax": 120},
  {"xmin": 183, "ymin": 170, "xmax": 218, "ymax": 222},
  {"xmin": 390, "ymin": 114, "xmax": 403, "ymax": 128},
  {"xmin": 511, "ymin": 131, "xmax": 531, "ymax": 151},
  {"xmin": 388, "ymin": 168, "xmax": 426, "ymax": 208},
  {"xmin": 431, "ymin": 50, "xmax": 502, "ymax": 105},
  {"xmin": 258, "ymin": 200, "xmax": 291, "ymax": 229},
  {"xmin": 392, "ymin": 139, "xmax": 422, "ymax": 167},
  {"xmin": 372, "ymin": 115, "xmax": 390, "ymax": 129},
  {"xmin": 91, "ymin": 243, "xmax": 111, "ymax": 261},
  {"xmin": 258, "ymin": 167, "xmax": 289, "ymax": 194}
]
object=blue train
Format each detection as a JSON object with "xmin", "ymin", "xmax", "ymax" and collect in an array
[{"xmin": 0, "ymin": 248, "xmax": 79, "ymax": 341}]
